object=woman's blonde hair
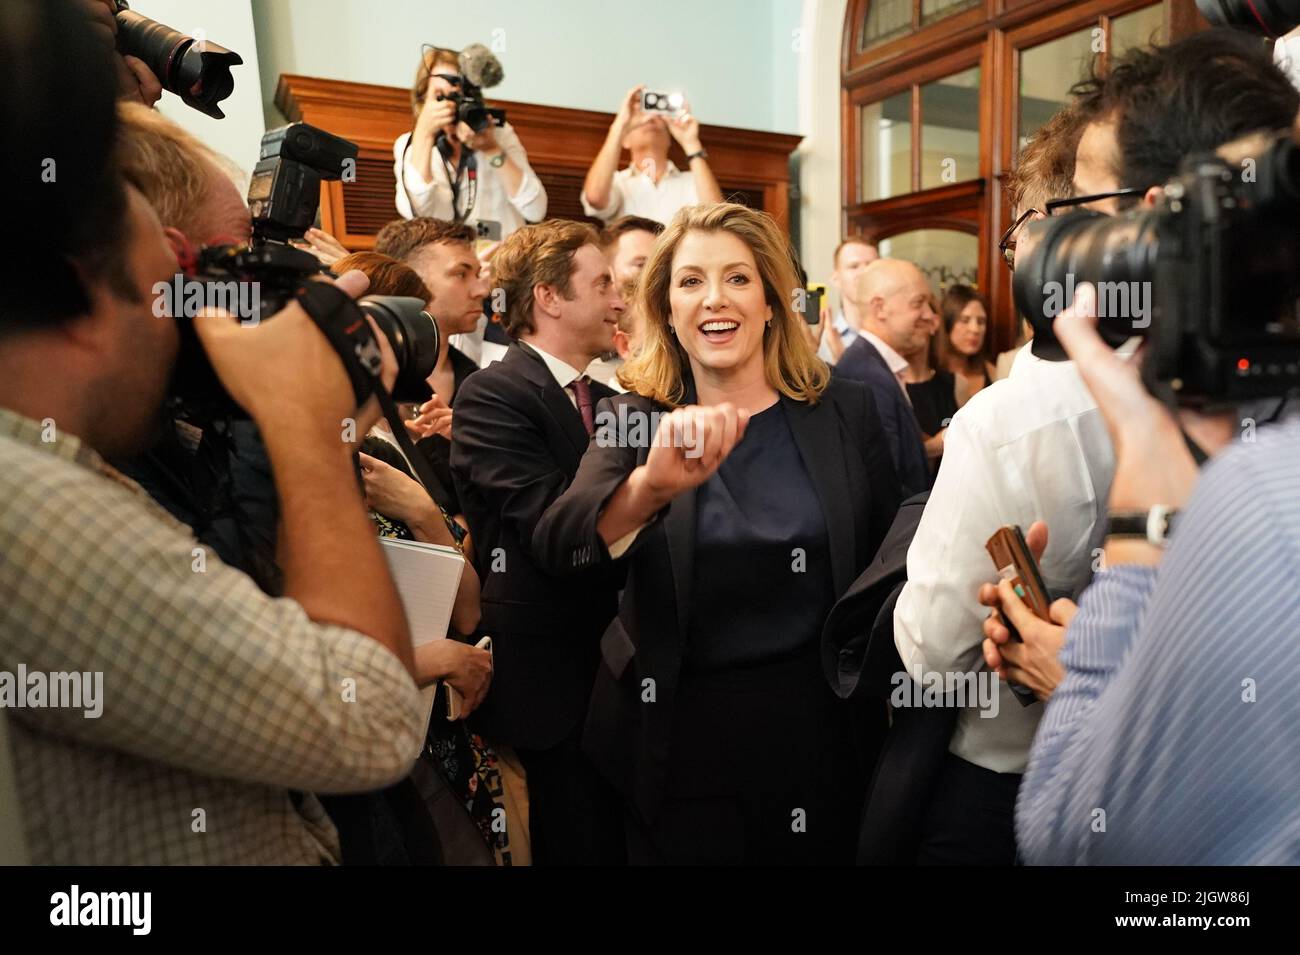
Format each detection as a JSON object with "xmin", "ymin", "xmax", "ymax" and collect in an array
[{"xmin": 618, "ymin": 203, "xmax": 829, "ymax": 406}]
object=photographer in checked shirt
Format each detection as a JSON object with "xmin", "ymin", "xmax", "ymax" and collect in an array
[{"xmin": 0, "ymin": 0, "xmax": 431, "ymax": 865}]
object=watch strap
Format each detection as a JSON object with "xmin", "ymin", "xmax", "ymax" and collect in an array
[{"xmin": 1107, "ymin": 506, "xmax": 1179, "ymax": 547}]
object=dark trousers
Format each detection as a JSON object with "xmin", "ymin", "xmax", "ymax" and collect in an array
[
  {"xmin": 625, "ymin": 647, "xmax": 862, "ymax": 866},
  {"xmin": 516, "ymin": 730, "xmax": 625, "ymax": 866},
  {"xmin": 914, "ymin": 752, "xmax": 1021, "ymax": 865}
]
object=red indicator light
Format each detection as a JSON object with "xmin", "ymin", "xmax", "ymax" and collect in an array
[{"xmin": 1237, "ymin": 358, "xmax": 1250, "ymax": 372}]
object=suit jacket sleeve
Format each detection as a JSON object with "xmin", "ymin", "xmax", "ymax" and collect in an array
[
  {"xmin": 450, "ymin": 374, "xmax": 573, "ymax": 566},
  {"xmin": 533, "ymin": 395, "xmax": 663, "ymax": 576},
  {"xmin": 855, "ymin": 381, "xmax": 905, "ymax": 557}
]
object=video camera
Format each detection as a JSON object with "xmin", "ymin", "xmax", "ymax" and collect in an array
[
  {"xmin": 112, "ymin": 1, "xmax": 241, "ymax": 119},
  {"xmin": 1013, "ymin": 133, "xmax": 1300, "ymax": 407},
  {"xmin": 171, "ymin": 123, "xmax": 439, "ymax": 418}
]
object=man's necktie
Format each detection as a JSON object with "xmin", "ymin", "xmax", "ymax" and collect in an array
[{"xmin": 570, "ymin": 375, "xmax": 595, "ymax": 436}]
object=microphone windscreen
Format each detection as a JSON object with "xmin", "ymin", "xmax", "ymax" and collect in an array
[{"xmin": 459, "ymin": 43, "xmax": 504, "ymax": 88}]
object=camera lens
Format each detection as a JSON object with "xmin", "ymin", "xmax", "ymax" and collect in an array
[
  {"xmin": 1012, "ymin": 209, "xmax": 1161, "ymax": 355},
  {"xmin": 114, "ymin": 10, "xmax": 242, "ymax": 119},
  {"xmin": 460, "ymin": 101, "xmax": 490, "ymax": 132},
  {"xmin": 358, "ymin": 296, "xmax": 440, "ymax": 402}
]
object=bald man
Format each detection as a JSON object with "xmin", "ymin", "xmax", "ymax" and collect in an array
[{"xmin": 832, "ymin": 259, "xmax": 932, "ymax": 494}]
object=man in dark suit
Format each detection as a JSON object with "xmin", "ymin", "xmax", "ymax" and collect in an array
[
  {"xmin": 450, "ymin": 219, "xmax": 627, "ymax": 864},
  {"xmin": 832, "ymin": 258, "xmax": 934, "ymax": 495}
]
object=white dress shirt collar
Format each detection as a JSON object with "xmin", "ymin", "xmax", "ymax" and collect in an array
[
  {"xmin": 859, "ymin": 329, "xmax": 910, "ymax": 380},
  {"xmin": 522, "ymin": 341, "xmax": 585, "ymax": 391},
  {"xmin": 628, "ymin": 159, "xmax": 683, "ymax": 185}
]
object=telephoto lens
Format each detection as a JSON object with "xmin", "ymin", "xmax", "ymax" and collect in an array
[
  {"xmin": 168, "ymin": 247, "xmax": 440, "ymax": 416},
  {"xmin": 357, "ymin": 296, "xmax": 441, "ymax": 403},
  {"xmin": 1196, "ymin": 0, "xmax": 1300, "ymax": 37},
  {"xmin": 113, "ymin": 2, "xmax": 242, "ymax": 118},
  {"xmin": 1011, "ymin": 209, "xmax": 1162, "ymax": 358}
]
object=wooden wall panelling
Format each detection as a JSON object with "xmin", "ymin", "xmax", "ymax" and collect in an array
[{"xmin": 275, "ymin": 74, "xmax": 802, "ymax": 251}]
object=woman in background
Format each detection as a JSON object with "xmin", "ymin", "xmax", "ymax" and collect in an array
[
  {"xmin": 903, "ymin": 293, "xmax": 957, "ymax": 468},
  {"xmin": 937, "ymin": 284, "xmax": 995, "ymax": 405}
]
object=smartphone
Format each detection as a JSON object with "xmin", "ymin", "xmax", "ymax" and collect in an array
[
  {"xmin": 641, "ymin": 90, "xmax": 684, "ymax": 114},
  {"xmin": 801, "ymin": 284, "xmax": 826, "ymax": 325},
  {"xmin": 985, "ymin": 525, "xmax": 1050, "ymax": 705},
  {"xmin": 474, "ymin": 219, "xmax": 502, "ymax": 242},
  {"xmin": 446, "ymin": 635, "xmax": 492, "ymax": 721}
]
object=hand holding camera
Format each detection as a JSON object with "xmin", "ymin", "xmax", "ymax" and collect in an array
[
  {"xmin": 666, "ymin": 105, "xmax": 703, "ymax": 154},
  {"xmin": 612, "ymin": 85, "xmax": 647, "ymax": 138},
  {"xmin": 1053, "ymin": 284, "xmax": 1210, "ymax": 516},
  {"xmin": 419, "ymin": 84, "xmax": 459, "ymax": 136},
  {"xmin": 192, "ymin": 270, "xmax": 373, "ymax": 433},
  {"xmin": 457, "ymin": 118, "xmax": 499, "ymax": 154},
  {"xmin": 83, "ymin": 0, "xmax": 162, "ymax": 106}
]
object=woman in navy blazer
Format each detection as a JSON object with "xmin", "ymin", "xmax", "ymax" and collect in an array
[{"xmin": 534, "ymin": 204, "xmax": 901, "ymax": 864}]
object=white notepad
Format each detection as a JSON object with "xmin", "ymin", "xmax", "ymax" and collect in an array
[{"xmin": 379, "ymin": 538, "xmax": 466, "ymax": 647}]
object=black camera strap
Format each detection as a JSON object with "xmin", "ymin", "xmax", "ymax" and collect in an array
[
  {"xmin": 295, "ymin": 282, "xmax": 465, "ymax": 545},
  {"xmin": 444, "ymin": 144, "xmax": 477, "ymax": 225},
  {"xmin": 399, "ymin": 130, "xmax": 477, "ymax": 225}
]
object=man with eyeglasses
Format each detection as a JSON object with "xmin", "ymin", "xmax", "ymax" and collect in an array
[{"xmin": 891, "ymin": 28, "xmax": 1299, "ymax": 865}]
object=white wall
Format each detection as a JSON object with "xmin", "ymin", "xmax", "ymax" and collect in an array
[
  {"xmin": 128, "ymin": 0, "xmax": 845, "ymax": 262},
  {"xmin": 251, "ymin": 0, "xmax": 800, "ymax": 134},
  {"xmin": 797, "ymin": 0, "xmax": 848, "ymax": 290},
  {"xmin": 131, "ymin": 0, "xmax": 266, "ymax": 178}
]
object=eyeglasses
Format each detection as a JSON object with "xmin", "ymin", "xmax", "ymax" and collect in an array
[
  {"xmin": 998, "ymin": 187, "xmax": 1147, "ymax": 270},
  {"xmin": 1044, "ymin": 187, "xmax": 1146, "ymax": 214},
  {"xmin": 997, "ymin": 207, "xmax": 1044, "ymax": 271}
]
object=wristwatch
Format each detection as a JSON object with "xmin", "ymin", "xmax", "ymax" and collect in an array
[
  {"xmin": 1107, "ymin": 506, "xmax": 1180, "ymax": 547},
  {"xmin": 685, "ymin": 148, "xmax": 709, "ymax": 162}
]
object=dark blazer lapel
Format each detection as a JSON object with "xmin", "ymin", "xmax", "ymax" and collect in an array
[
  {"xmin": 663, "ymin": 380, "xmax": 700, "ymax": 645},
  {"xmin": 509, "ymin": 343, "xmax": 590, "ymax": 456},
  {"xmin": 783, "ymin": 393, "xmax": 855, "ymax": 598},
  {"xmin": 662, "ymin": 485, "xmax": 696, "ymax": 644}
]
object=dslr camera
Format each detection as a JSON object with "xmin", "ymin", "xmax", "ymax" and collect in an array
[
  {"xmin": 171, "ymin": 123, "xmax": 439, "ymax": 418},
  {"xmin": 430, "ymin": 43, "xmax": 507, "ymax": 134},
  {"xmin": 1013, "ymin": 134, "xmax": 1300, "ymax": 407}
]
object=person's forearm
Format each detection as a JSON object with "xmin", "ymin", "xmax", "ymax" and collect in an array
[
  {"xmin": 596, "ymin": 466, "xmax": 669, "ymax": 545},
  {"xmin": 449, "ymin": 565, "xmax": 481, "ymax": 636},
  {"xmin": 690, "ymin": 155, "xmax": 723, "ymax": 204},
  {"xmin": 406, "ymin": 502, "xmax": 480, "ymax": 635},
  {"xmin": 260, "ymin": 414, "xmax": 415, "ymax": 676},
  {"xmin": 409, "ymin": 121, "xmax": 438, "ymax": 187},
  {"xmin": 484, "ymin": 147, "xmax": 525, "ymax": 197},
  {"xmin": 583, "ymin": 127, "xmax": 624, "ymax": 210},
  {"xmin": 1103, "ymin": 538, "xmax": 1163, "ymax": 567}
]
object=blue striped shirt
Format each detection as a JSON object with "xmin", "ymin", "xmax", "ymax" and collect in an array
[{"xmin": 1017, "ymin": 416, "xmax": 1300, "ymax": 864}]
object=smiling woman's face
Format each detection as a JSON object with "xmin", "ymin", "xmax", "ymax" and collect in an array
[{"xmin": 668, "ymin": 229, "xmax": 772, "ymax": 377}]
